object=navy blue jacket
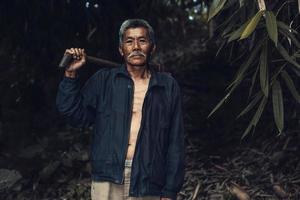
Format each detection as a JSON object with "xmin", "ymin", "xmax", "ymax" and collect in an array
[{"xmin": 56, "ymin": 65, "xmax": 184, "ymax": 199}]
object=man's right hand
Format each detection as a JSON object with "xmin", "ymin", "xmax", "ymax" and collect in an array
[{"xmin": 64, "ymin": 48, "xmax": 86, "ymax": 78}]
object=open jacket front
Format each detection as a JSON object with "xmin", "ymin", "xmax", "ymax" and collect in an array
[{"xmin": 56, "ymin": 65, "xmax": 185, "ymax": 199}]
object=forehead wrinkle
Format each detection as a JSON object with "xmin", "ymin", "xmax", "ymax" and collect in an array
[{"xmin": 124, "ymin": 28, "xmax": 149, "ymax": 39}]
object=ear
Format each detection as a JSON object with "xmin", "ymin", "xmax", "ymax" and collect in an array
[{"xmin": 119, "ymin": 46, "xmax": 124, "ymax": 56}]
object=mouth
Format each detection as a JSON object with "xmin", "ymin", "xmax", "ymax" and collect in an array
[
  {"xmin": 131, "ymin": 55, "xmax": 143, "ymax": 58},
  {"xmin": 128, "ymin": 51, "xmax": 146, "ymax": 59}
]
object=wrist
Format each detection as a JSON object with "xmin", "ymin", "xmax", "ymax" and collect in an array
[{"xmin": 64, "ymin": 70, "xmax": 77, "ymax": 78}]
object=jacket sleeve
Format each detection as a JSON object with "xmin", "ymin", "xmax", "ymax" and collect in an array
[
  {"xmin": 161, "ymin": 79, "xmax": 185, "ymax": 200},
  {"xmin": 56, "ymin": 72, "xmax": 102, "ymax": 128}
]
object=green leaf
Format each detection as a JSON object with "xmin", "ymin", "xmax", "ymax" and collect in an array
[
  {"xmin": 228, "ymin": 19, "xmax": 250, "ymax": 42},
  {"xmin": 237, "ymin": 92, "xmax": 263, "ymax": 119},
  {"xmin": 277, "ymin": 21, "xmax": 298, "ymax": 34},
  {"xmin": 222, "ymin": 22, "xmax": 236, "ymax": 37},
  {"xmin": 209, "ymin": 38, "xmax": 264, "ymax": 119},
  {"xmin": 249, "ymin": 64, "xmax": 259, "ymax": 98},
  {"xmin": 240, "ymin": 10, "xmax": 264, "ymax": 40},
  {"xmin": 241, "ymin": 123, "xmax": 254, "ymax": 139},
  {"xmin": 278, "ymin": 28, "xmax": 300, "ymax": 49},
  {"xmin": 259, "ymin": 45, "xmax": 269, "ymax": 97},
  {"xmin": 208, "ymin": 0, "xmax": 227, "ymax": 21},
  {"xmin": 277, "ymin": 42, "xmax": 300, "ymax": 69},
  {"xmin": 281, "ymin": 70, "xmax": 300, "ymax": 104},
  {"xmin": 272, "ymin": 80, "xmax": 284, "ymax": 133},
  {"xmin": 215, "ymin": 40, "xmax": 226, "ymax": 57},
  {"xmin": 252, "ymin": 97, "xmax": 267, "ymax": 126},
  {"xmin": 227, "ymin": 39, "xmax": 264, "ymax": 90},
  {"xmin": 208, "ymin": 80, "xmax": 240, "ymax": 118},
  {"xmin": 291, "ymin": 67, "xmax": 300, "ymax": 78},
  {"xmin": 218, "ymin": 9, "xmax": 241, "ymax": 35},
  {"xmin": 241, "ymin": 96, "xmax": 267, "ymax": 139},
  {"xmin": 207, "ymin": 93, "xmax": 229, "ymax": 118},
  {"xmin": 265, "ymin": 11, "xmax": 278, "ymax": 46}
]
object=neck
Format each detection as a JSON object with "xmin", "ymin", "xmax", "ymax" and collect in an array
[{"xmin": 126, "ymin": 64, "xmax": 150, "ymax": 80}]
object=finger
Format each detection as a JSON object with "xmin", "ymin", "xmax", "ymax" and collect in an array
[
  {"xmin": 70, "ymin": 48, "xmax": 75, "ymax": 54},
  {"xmin": 81, "ymin": 49, "xmax": 86, "ymax": 60},
  {"xmin": 79, "ymin": 48, "xmax": 83, "ymax": 58},
  {"xmin": 82, "ymin": 49, "xmax": 86, "ymax": 58},
  {"xmin": 81, "ymin": 55, "xmax": 86, "ymax": 64},
  {"xmin": 80, "ymin": 51, "xmax": 86, "ymax": 62},
  {"xmin": 70, "ymin": 48, "xmax": 77, "ymax": 59},
  {"xmin": 65, "ymin": 49, "xmax": 73, "ymax": 55},
  {"xmin": 75, "ymin": 48, "xmax": 81, "ymax": 59}
]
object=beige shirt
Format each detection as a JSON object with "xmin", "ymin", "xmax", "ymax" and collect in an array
[{"xmin": 126, "ymin": 75, "xmax": 150, "ymax": 160}]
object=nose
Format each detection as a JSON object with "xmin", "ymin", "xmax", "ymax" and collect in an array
[{"xmin": 133, "ymin": 39, "xmax": 140, "ymax": 50}]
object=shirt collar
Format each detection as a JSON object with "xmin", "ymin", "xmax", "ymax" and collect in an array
[{"xmin": 114, "ymin": 64, "xmax": 165, "ymax": 88}]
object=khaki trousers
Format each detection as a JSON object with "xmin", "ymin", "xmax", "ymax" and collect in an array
[{"xmin": 91, "ymin": 160, "xmax": 160, "ymax": 200}]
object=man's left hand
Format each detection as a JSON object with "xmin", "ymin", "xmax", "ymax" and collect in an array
[{"xmin": 160, "ymin": 198, "xmax": 172, "ymax": 200}]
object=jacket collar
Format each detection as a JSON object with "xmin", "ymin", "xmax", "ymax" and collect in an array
[{"xmin": 114, "ymin": 64, "xmax": 165, "ymax": 89}]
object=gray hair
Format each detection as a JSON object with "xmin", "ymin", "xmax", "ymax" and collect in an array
[{"xmin": 119, "ymin": 19, "xmax": 155, "ymax": 46}]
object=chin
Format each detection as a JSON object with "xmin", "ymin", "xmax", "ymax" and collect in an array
[
  {"xmin": 126, "ymin": 57, "xmax": 147, "ymax": 66},
  {"xmin": 128, "ymin": 61, "xmax": 147, "ymax": 67}
]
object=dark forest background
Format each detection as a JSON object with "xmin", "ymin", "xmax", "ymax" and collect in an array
[{"xmin": 0, "ymin": 0, "xmax": 300, "ymax": 199}]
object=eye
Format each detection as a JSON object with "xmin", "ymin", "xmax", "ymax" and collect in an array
[
  {"xmin": 139, "ymin": 39, "xmax": 147, "ymax": 43},
  {"xmin": 125, "ymin": 40, "xmax": 133, "ymax": 44}
]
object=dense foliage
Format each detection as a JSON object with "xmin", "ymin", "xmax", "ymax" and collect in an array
[{"xmin": 207, "ymin": 0, "xmax": 300, "ymax": 138}]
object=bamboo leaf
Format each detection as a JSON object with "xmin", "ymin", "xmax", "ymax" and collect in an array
[
  {"xmin": 294, "ymin": 53, "xmax": 300, "ymax": 58},
  {"xmin": 215, "ymin": 40, "xmax": 226, "ymax": 57},
  {"xmin": 218, "ymin": 9, "xmax": 241, "ymax": 35},
  {"xmin": 270, "ymin": 64, "xmax": 285, "ymax": 83},
  {"xmin": 228, "ymin": 19, "xmax": 250, "ymax": 42},
  {"xmin": 291, "ymin": 67, "xmax": 300, "ymax": 78},
  {"xmin": 281, "ymin": 70, "xmax": 300, "ymax": 104},
  {"xmin": 209, "ymin": 38, "xmax": 264, "ymax": 119},
  {"xmin": 242, "ymin": 97, "xmax": 267, "ymax": 139},
  {"xmin": 272, "ymin": 80, "xmax": 284, "ymax": 133},
  {"xmin": 265, "ymin": 11, "xmax": 278, "ymax": 46},
  {"xmin": 249, "ymin": 64, "xmax": 259, "ymax": 98},
  {"xmin": 278, "ymin": 28, "xmax": 300, "ymax": 49},
  {"xmin": 227, "ymin": 39, "xmax": 264, "ymax": 90},
  {"xmin": 277, "ymin": 42, "xmax": 300, "ymax": 69},
  {"xmin": 208, "ymin": 93, "xmax": 230, "ymax": 118},
  {"xmin": 252, "ymin": 97, "xmax": 267, "ymax": 125},
  {"xmin": 259, "ymin": 45, "xmax": 269, "ymax": 97},
  {"xmin": 208, "ymin": 81, "xmax": 240, "ymax": 118},
  {"xmin": 240, "ymin": 10, "xmax": 264, "ymax": 40},
  {"xmin": 241, "ymin": 123, "xmax": 254, "ymax": 140},
  {"xmin": 208, "ymin": 0, "xmax": 227, "ymax": 21},
  {"xmin": 222, "ymin": 22, "xmax": 236, "ymax": 37},
  {"xmin": 227, "ymin": 61, "xmax": 249, "ymax": 90},
  {"xmin": 238, "ymin": 92, "xmax": 263, "ymax": 119},
  {"xmin": 277, "ymin": 21, "xmax": 298, "ymax": 34}
]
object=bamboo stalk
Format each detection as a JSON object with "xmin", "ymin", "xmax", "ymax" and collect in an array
[{"xmin": 257, "ymin": 0, "xmax": 266, "ymax": 11}]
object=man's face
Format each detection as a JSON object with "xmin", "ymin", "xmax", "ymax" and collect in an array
[{"xmin": 119, "ymin": 27, "xmax": 155, "ymax": 67}]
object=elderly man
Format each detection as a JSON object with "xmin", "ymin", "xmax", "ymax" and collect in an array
[{"xmin": 56, "ymin": 19, "xmax": 184, "ymax": 200}]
